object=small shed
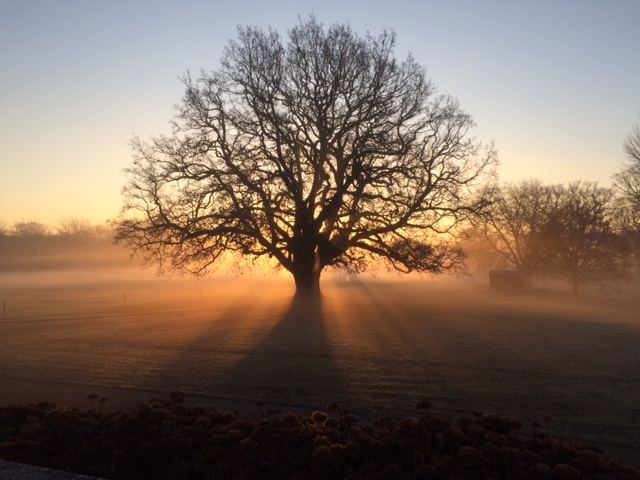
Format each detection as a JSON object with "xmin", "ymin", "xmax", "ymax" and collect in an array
[{"xmin": 488, "ymin": 270, "xmax": 526, "ymax": 292}]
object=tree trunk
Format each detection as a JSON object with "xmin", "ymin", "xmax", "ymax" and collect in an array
[
  {"xmin": 293, "ymin": 267, "xmax": 322, "ymax": 298},
  {"xmin": 291, "ymin": 247, "xmax": 323, "ymax": 298},
  {"xmin": 572, "ymin": 281, "xmax": 579, "ymax": 296}
]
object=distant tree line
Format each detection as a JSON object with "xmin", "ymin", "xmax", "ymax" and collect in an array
[
  {"xmin": 464, "ymin": 116, "xmax": 640, "ymax": 295},
  {"xmin": 464, "ymin": 180, "xmax": 634, "ymax": 295},
  {"xmin": 0, "ymin": 218, "xmax": 129, "ymax": 271},
  {"xmin": 0, "ymin": 218, "xmax": 112, "ymax": 241}
]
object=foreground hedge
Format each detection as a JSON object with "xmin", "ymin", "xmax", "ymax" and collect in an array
[{"xmin": 0, "ymin": 393, "xmax": 638, "ymax": 480}]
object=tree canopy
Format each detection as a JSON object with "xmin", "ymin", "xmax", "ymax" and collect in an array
[{"xmin": 113, "ymin": 17, "xmax": 496, "ymax": 296}]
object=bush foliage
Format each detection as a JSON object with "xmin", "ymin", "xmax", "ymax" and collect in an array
[{"xmin": 0, "ymin": 393, "xmax": 638, "ymax": 479}]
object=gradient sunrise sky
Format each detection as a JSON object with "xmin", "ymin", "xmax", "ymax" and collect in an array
[{"xmin": 1, "ymin": 0, "xmax": 639, "ymax": 227}]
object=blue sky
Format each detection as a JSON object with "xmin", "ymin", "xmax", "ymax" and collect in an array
[{"xmin": 1, "ymin": 0, "xmax": 639, "ymax": 226}]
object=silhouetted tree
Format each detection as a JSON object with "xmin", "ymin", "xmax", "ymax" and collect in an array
[
  {"xmin": 55, "ymin": 217, "xmax": 112, "ymax": 245},
  {"xmin": 113, "ymin": 17, "xmax": 496, "ymax": 296},
  {"xmin": 468, "ymin": 180, "xmax": 634, "ymax": 294},
  {"xmin": 611, "ymin": 197, "xmax": 640, "ymax": 272},
  {"xmin": 613, "ymin": 116, "xmax": 640, "ymax": 263},
  {"xmin": 469, "ymin": 180, "xmax": 550, "ymax": 285},
  {"xmin": 7, "ymin": 220, "xmax": 51, "ymax": 266},
  {"xmin": 542, "ymin": 182, "xmax": 632, "ymax": 295},
  {"xmin": 613, "ymin": 116, "xmax": 640, "ymax": 206},
  {"xmin": 13, "ymin": 220, "xmax": 50, "ymax": 238},
  {"xmin": 57, "ymin": 217, "xmax": 92, "ymax": 237}
]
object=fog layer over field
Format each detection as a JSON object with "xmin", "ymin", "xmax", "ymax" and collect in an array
[{"xmin": 1, "ymin": 268, "xmax": 639, "ymax": 446}]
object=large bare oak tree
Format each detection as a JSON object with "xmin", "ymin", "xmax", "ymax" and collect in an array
[{"xmin": 113, "ymin": 17, "xmax": 495, "ymax": 296}]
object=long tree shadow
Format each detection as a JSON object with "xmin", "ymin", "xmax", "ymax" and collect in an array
[
  {"xmin": 334, "ymin": 280, "xmax": 640, "ymax": 443},
  {"xmin": 345, "ymin": 280, "xmax": 425, "ymax": 354},
  {"xmin": 114, "ymin": 286, "xmax": 289, "ymax": 399},
  {"xmin": 212, "ymin": 293, "xmax": 351, "ymax": 411}
]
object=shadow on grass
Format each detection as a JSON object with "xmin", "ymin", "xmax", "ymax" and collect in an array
[
  {"xmin": 148, "ymin": 292, "xmax": 350, "ymax": 412},
  {"xmin": 211, "ymin": 293, "xmax": 350, "ymax": 410},
  {"xmin": 326, "ymin": 280, "xmax": 640, "ymax": 445}
]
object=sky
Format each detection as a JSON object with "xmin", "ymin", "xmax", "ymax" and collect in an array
[{"xmin": 1, "ymin": 0, "xmax": 639, "ymax": 228}]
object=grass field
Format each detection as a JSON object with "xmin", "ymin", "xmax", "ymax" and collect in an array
[{"xmin": 1, "ymin": 268, "xmax": 639, "ymax": 448}]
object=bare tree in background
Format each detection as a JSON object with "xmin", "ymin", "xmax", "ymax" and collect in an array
[
  {"xmin": 469, "ymin": 180, "xmax": 550, "ymax": 286},
  {"xmin": 57, "ymin": 217, "xmax": 94, "ymax": 241},
  {"xmin": 542, "ymin": 182, "xmax": 632, "ymax": 295},
  {"xmin": 57, "ymin": 217, "xmax": 113, "ymax": 244},
  {"xmin": 13, "ymin": 220, "xmax": 50, "ymax": 238},
  {"xmin": 613, "ymin": 116, "xmax": 640, "ymax": 263},
  {"xmin": 613, "ymin": 116, "xmax": 640, "ymax": 205},
  {"xmin": 113, "ymin": 17, "xmax": 496, "ymax": 297},
  {"xmin": 468, "ymin": 180, "xmax": 634, "ymax": 295}
]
